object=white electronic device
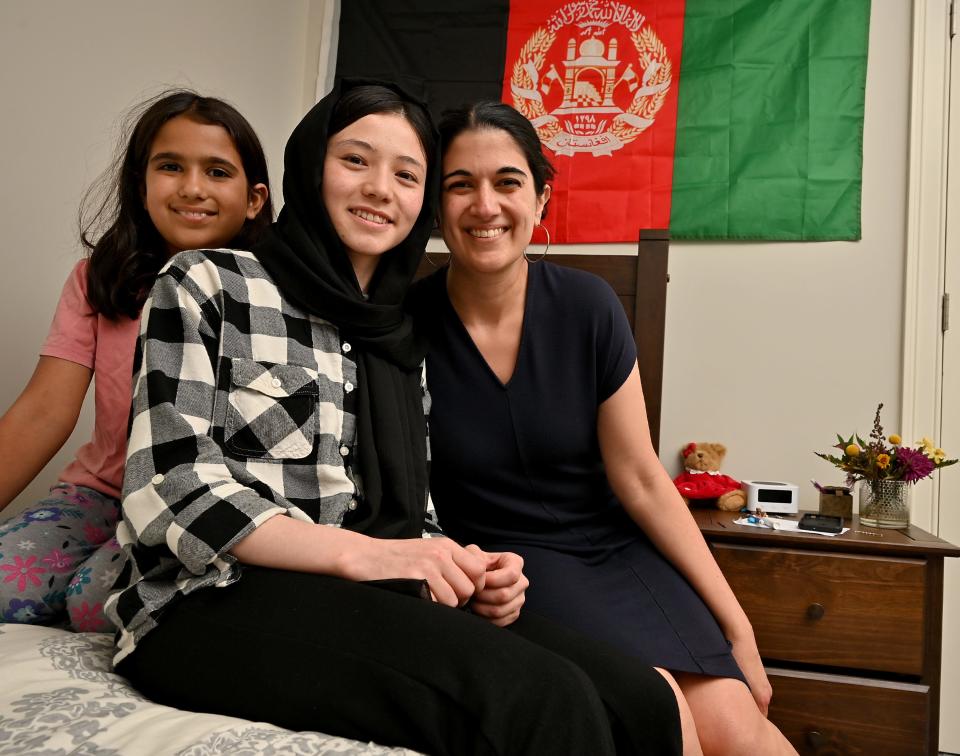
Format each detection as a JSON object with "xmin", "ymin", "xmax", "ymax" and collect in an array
[{"xmin": 741, "ymin": 480, "xmax": 799, "ymax": 514}]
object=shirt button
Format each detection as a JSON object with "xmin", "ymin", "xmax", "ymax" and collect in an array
[
  {"xmin": 342, "ymin": 342, "xmax": 352, "ymax": 353},
  {"xmin": 271, "ymin": 377, "xmax": 282, "ymax": 388},
  {"xmin": 344, "ymin": 382, "xmax": 354, "ymax": 393},
  {"xmin": 151, "ymin": 474, "xmax": 165, "ymax": 485},
  {"xmin": 347, "ymin": 499, "xmax": 358, "ymax": 511},
  {"xmin": 339, "ymin": 445, "xmax": 350, "ymax": 457}
]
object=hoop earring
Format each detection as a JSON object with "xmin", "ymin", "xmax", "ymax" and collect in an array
[{"xmin": 523, "ymin": 224, "xmax": 550, "ymax": 263}]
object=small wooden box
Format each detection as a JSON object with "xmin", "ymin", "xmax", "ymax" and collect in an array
[{"xmin": 819, "ymin": 488, "xmax": 853, "ymax": 519}]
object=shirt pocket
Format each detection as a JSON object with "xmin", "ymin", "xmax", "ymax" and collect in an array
[{"xmin": 224, "ymin": 358, "xmax": 319, "ymax": 460}]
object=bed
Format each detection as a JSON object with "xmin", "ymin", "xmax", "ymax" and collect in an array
[
  {"xmin": 0, "ymin": 624, "xmax": 420, "ymax": 755},
  {"xmin": 0, "ymin": 234, "xmax": 670, "ymax": 755}
]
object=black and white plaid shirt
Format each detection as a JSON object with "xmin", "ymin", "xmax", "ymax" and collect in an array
[{"xmin": 106, "ymin": 249, "xmax": 437, "ymax": 663}]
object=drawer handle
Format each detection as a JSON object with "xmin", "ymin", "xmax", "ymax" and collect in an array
[
  {"xmin": 806, "ymin": 603, "xmax": 825, "ymax": 620},
  {"xmin": 806, "ymin": 730, "xmax": 827, "ymax": 748}
]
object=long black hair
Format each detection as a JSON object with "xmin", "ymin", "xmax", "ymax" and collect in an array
[
  {"xmin": 253, "ymin": 79, "xmax": 438, "ymax": 540},
  {"xmin": 80, "ymin": 90, "xmax": 274, "ymax": 320},
  {"xmin": 329, "ymin": 85, "xmax": 436, "ymax": 171},
  {"xmin": 438, "ymin": 100, "xmax": 555, "ymax": 214}
]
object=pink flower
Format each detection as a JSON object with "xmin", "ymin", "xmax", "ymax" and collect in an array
[
  {"xmin": 42, "ymin": 549, "xmax": 75, "ymax": 574},
  {"xmin": 83, "ymin": 522, "xmax": 107, "ymax": 544},
  {"xmin": 1, "ymin": 555, "xmax": 46, "ymax": 592},
  {"xmin": 897, "ymin": 447, "xmax": 936, "ymax": 483},
  {"xmin": 70, "ymin": 601, "xmax": 106, "ymax": 632}
]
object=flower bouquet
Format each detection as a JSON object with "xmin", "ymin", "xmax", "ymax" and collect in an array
[{"xmin": 814, "ymin": 403, "xmax": 956, "ymax": 527}]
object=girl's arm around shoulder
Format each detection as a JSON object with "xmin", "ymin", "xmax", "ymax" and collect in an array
[
  {"xmin": 0, "ymin": 356, "xmax": 92, "ymax": 511},
  {"xmin": 597, "ymin": 366, "xmax": 773, "ymax": 713}
]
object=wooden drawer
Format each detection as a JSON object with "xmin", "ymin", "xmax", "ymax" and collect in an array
[
  {"xmin": 767, "ymin": 668, "xmax": 930, "ymax": 755},
  {"xmin": 712, "ymin": 544, "xmax": 926, "ymax": 675}
]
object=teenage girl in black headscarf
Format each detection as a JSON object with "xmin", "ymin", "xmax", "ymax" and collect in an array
[{"xmin": 107, "ymin": 79, "xmax": 685, "ymax": 755}]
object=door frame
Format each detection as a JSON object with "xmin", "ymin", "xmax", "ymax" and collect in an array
[{"xmin": 902, "ymin": 0, "xmax": 951, "ymax": 533}]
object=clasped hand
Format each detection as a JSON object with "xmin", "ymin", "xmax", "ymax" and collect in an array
[{"xmin": 347, "ymin": 537, "xmax": 528, "ymax": 627}]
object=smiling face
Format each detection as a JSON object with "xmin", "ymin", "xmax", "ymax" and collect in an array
[
  {"xmin": 321, "ymin": 112, "xmax": 427, "ymax": 287},
  {"xmin": 143, "ymin": 115, "xmax": 267, "ymax": 256},
  {"xmin": 440, "ymin": 127, "xmax": 550, "ymax": 276}
]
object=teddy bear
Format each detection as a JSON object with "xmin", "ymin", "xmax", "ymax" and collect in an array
[{"xmin": 673, "ymin": 442, "xmax": 747, "ymax": 511}]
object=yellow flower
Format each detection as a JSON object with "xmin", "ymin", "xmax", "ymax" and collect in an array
[
  {"xmin": 888, "ymin": 434, "xmax": 902, "ymax": 445},
  {"xmin": 845, "ymin": 443, "xmax": 860, "ymax": 456},
  {"xmin": 877, "ymin": 453, "xmax": 891, "ymax": 469},
  {"xmin": 935, "ymin": 448, "xmax": 947, "ymax": 464},
  {"xmin": 918, "ymin": 437, "xmax": 936, "ymax": 456}
]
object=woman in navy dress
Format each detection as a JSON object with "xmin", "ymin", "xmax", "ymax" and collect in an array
[{"xmin": 415, "ymin": 101, "xmax": 797, "ymax": 756}]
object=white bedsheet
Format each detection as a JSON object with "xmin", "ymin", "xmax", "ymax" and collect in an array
[{"xmin": 0, "ymin": 624, "xmax": 421, "ymax": 755}]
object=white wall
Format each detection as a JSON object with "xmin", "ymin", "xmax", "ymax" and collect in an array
[
  {"xmin": 0, "ymin": 0, "xmax": 324, "ymax": 516},
  {"xmin": 660, "ymin": 0, "xmax": 910, "ymax": 507}
]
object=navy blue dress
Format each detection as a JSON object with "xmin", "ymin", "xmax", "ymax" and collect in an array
[{"xmin": 416, "ymin": 262, "xmax": 745, "ymax": 682}]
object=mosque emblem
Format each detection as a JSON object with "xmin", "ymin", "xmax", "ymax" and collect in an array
[{"xmin": 509, "ymin": 1, "xmax": 673, "ymax": 156}]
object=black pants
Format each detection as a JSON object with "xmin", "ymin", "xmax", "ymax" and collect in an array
[{"xmin": 117, "ymin": 568, "xmax": 681, "ymax": 755}]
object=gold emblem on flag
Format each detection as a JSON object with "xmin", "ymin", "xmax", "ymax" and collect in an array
[{"xmin": 510, "ymin": 1, "xmax": 672, "ymax": 157}]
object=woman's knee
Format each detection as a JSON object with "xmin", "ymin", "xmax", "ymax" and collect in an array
[
  {"xmin": 676, "ymin": 674, "xmax": 779, "ymax": 756},
  {"xmin": 701, "ymin": 711, "xmax": 778, "ymax": 756}
]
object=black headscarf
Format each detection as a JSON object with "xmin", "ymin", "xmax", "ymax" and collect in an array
[{"xmin": 253, "ymin": 78, "xmax": 437, "ymax": 539}]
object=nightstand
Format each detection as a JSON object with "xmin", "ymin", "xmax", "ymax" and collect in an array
[{"xmin": 692, "ymin": 509, "xmax": 960, "ymax": 756}]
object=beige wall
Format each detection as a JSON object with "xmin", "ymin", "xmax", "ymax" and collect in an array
[
  {"xmin": 0, "ymin": 0, "xmax": 324, "ymax": 515},
  {"xmin": 663, "ymin": 0, "xmax": 910, "ymax": 506},
  {"xmin": 2, "ymin": 0, "xmax": 911, "ymax": 520}
]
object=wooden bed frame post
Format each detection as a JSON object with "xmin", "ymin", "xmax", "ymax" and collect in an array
[{"xmin": 637, "ymin": 229, "xmax": 670, "ymax": 455}]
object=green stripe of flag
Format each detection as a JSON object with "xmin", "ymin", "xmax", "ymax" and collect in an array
[{"xmin": 670, "ymin": 0, "xmax": 871, "ymax": 240}]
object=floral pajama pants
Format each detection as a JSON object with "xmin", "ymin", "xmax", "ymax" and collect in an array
[{"xmin": 0, "ymin": 483, "xmax": 126, "ymax": 632}]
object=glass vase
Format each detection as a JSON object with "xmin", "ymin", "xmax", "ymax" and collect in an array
[{"xmin": 858, "ymin": 479, "xmax": 910, "ymax": 529}]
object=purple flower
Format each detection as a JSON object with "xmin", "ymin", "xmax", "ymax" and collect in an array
[
  {"xmin": 897, "ymin": 447, "xmax": 936, "ymax": 483},
  {"xmin": 23, "ymin": 508, "xmax": 62, "ymax": 523},
  {"xmin": 2, "ymin": 598, "xmax": 48, "ymax": 623}
]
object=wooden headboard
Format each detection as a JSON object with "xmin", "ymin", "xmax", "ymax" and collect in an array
[{"xmin": 415, "ymin": 229, "xmax": 670, "ymax": 453}]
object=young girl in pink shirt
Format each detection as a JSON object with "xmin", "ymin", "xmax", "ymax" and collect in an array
[{"xmin": 0, "ymin": 91, "xmax": 272, "ymax": 631}]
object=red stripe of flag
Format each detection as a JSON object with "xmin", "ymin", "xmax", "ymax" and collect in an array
[{"xmin": 501, "ymin": 1, "xmax": 685, "ymax": 243}]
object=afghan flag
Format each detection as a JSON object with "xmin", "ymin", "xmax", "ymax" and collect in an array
[{"xmin": 335, "ymin": 0, "xmax": 870, "ymax": 243}]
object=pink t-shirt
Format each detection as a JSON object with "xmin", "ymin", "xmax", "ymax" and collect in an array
[{"xmin": 40, "ymin": 260, "xmax": 140, "ymax": 499}]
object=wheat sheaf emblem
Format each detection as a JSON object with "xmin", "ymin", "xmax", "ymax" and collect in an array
[
  {"xmin": 511, "ymin": 28, "xmax": 561, "ymax": 142},
  {"xmin": 510, "ymin": 15, "xmax": 672, "ymax": 156}
]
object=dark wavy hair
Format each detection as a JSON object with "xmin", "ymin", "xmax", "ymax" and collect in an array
[
  {"xmin": 80, "ymin": 90, "xmax": 274, "ymax": 320},
  {"xmin": 438, "ymin": 100, "xmax": 555, "ymax": 216}
]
